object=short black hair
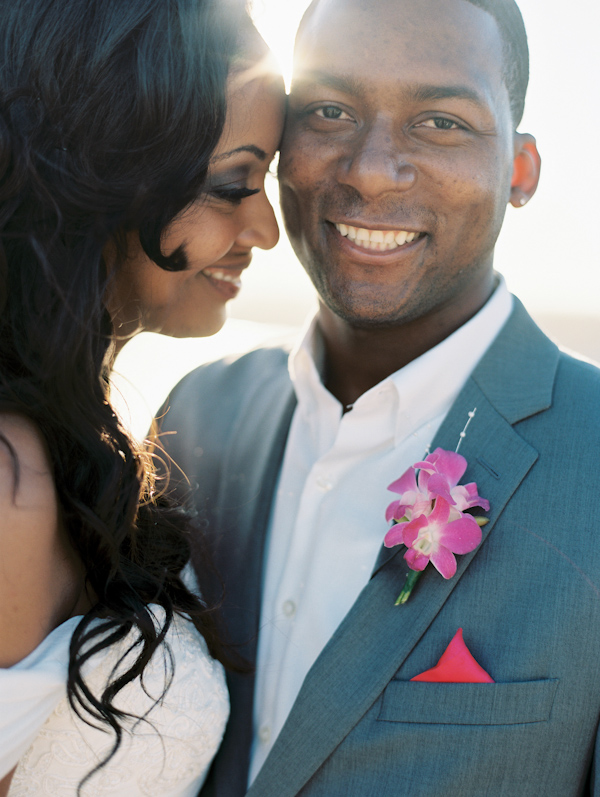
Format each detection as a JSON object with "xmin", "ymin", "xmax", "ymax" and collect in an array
[
  {"xmin": 463, "ymin": 0, "xmax": 529, "ymax": 126},
  {"xmin": 296, "ymin": 0, "xmax": 529, "ymax": 127}
]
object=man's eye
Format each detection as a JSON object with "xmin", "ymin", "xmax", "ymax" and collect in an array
[
  {"xmin": 419, "ymin": 117, "xmax": 462, "ymax": 130},
  {"xmin": 314, "ymin": 106, "xmax": 350, "ymax": 121}
]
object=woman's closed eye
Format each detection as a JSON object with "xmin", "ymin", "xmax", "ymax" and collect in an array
[{"xmin": 209, "ymin": 184, "xmax": 260, "ymax": 204}]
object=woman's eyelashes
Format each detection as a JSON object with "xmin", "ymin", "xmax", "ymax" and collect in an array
[
  {"xmin": 207, "ymin": 154, "xmax": 277, "ymax": 204},
  {"xmin": 209, "ymin": 184, "xmax": 260, "ymax": 204}
]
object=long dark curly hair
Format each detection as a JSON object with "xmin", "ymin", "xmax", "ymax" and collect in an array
[{"xmin": 0, "ymin": 0, "xmax": 247, "ymax": 784}]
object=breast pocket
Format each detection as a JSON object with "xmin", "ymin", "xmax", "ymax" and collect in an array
[{"xmin": 377, "ymin": 679, "xmax": 559, "ymax": 725}]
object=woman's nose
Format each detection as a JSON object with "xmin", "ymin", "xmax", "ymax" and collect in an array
[{"xmin": 236, "ymin": 190, "xmax": 280, "ymax": 250}]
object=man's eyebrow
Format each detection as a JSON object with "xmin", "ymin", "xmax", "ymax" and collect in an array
[
  {"xmin": 292, "ymin": 72, "xmax": 487, "ymax": 110},
  {"xmin": 292, "ymin": 70, "xmax": 364, "ymax": 97},
  {"xmin": 408, "ymin": 84, "xmax": 486, "ymax": 107},
  {"xmin": 212, "ymin": 145, "xmax": 267, "ymax": 163}
]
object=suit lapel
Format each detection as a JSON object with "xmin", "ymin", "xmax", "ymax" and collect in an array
[{"xmin": 248, "ymin": 300, "xmax": 559, "ymax": 797}]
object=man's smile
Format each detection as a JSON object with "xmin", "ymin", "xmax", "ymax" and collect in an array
[{"xmin": 333, "ymin": 222, "xmax": 425, "ymax": 252}]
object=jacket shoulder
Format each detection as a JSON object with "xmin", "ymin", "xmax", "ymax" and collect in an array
[
  {"xmin": 555, "ymin": 348, "xmax": 600, "ymax": 391},
  {"xmin": 552, "ymin": 350, "xmax": 600, "ymax": 429},
  {"xmin": 512, "ymin": 348, "xmax": 600, "ymax": 496},
  {"xmin": 157, "ymin": 342, "xmax": 293, "ymax": 468},
  {"xmin": 169, "ymin": 342, "xmax": 291, "ymax": 408}
]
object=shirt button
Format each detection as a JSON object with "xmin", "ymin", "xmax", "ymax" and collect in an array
[
  {"xmin": 282, "ymin": 599, "xmax": 296, "ymax": 618},
  {"xmin": 316, "ymin": 475, "xmax": 333, "ymax": 492},
  {"xmin": 258, "ymin": 724, "xmax": 271, "ymax": 744}
]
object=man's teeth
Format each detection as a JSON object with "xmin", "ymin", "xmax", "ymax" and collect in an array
[
  {"xmin": 203, "ymin": 269, "xmax": 241, "ymax": 286},
  {"xmin": 335, "ymin": 223, "xmax": 420, "ymax": 251}
]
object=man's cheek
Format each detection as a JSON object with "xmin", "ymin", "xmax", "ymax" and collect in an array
[
  {"xmin": 279, "ymin": 183, "xmax": 304, "ymax": 241},
  {"xmin": 280, "ymin": 131, "xmax": 326, "ymax": 181}
]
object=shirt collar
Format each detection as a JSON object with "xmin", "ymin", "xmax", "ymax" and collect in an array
[
  {"xmin": 289, "ymin": 276, "xmax": 513, "ymax": 445},
  {"xmin": 288, "ymin": 312, "xmax": 338, "ymax": 425}
]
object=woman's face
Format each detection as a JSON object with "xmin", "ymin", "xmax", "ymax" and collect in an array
[{"xmin": 108, "ymin": 64, "xmax": 285, "ymax": 341}]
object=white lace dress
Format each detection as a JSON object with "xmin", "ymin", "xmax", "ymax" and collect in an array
[{"xmin": 0, "ymin": 606, "xmax": 229, "ymax": 796}]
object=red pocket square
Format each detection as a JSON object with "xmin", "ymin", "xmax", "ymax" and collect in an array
[{"xmin": 411, "ymin": 628, "xmax": 494, "ymax": 683}]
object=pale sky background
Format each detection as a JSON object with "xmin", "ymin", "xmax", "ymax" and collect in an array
[{"xmin": 114, "ymin": 0, "xmax": 600, "ymax": 438}]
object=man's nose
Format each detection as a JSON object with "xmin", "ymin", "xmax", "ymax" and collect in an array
[{"xmin": 337, "ymin": 118, "xmax": 417, "ymax": 198}]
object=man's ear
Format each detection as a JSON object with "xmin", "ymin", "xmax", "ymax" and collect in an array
[{"xmin": 509, "ymin": 133, "xmax": 541, "ymax": 208}]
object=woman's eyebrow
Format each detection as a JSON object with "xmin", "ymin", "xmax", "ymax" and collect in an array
[{"xmin": 212, "ymin": 144, "xmax": 267, "ymax": 162}]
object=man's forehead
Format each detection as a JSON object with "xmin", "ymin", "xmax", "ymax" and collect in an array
[
  {"xmin": 299, "ymin": 0, "xmax": 499, "ymax": 25},
  {"xmin": 296, "ymin": 0, "xmax": 503, "ymax": 61},
  {"xmin": 293, "ymin": 0, "xmax": 506, "ymax": 97}
]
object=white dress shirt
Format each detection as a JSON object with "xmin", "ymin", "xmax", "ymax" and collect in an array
[{"xmin": 249, "ymin": 279, "xmax": 513, "ymax": 783}]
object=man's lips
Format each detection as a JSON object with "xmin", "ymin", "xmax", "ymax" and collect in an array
[{"xmin": 331, "ymin": 221, "xmax": 425, "ymax": 253}]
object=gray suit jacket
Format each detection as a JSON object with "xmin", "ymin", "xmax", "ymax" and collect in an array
[{"xmin": 161, "ymin": 299, "xmax": 600, "ymax": 796}]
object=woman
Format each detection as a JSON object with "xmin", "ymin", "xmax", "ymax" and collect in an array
[{"xmin": 0, "ymin": 0, "xmax": 284, "ymax": 793}]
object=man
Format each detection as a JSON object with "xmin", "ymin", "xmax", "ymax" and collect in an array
[{"xmin": 161, "ymin": 0, "xmax": 600, "ymax": 794}]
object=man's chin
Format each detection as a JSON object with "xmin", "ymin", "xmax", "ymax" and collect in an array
[{"xmin": 318, "ymin": 293, "xmax": 414, "ymax": 331}]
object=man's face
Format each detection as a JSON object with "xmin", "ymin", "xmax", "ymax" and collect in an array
[{"xmin": 279, "ymin": 0, "xmax": 522, "ymax": 329}]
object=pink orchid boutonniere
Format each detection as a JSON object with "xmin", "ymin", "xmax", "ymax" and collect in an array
[{"xmin": 384, "ymin": 410, "xmax": 490, "ymax": 605}]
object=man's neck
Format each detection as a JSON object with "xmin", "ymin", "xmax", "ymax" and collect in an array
[{"xmin": 318, "ymin": 279, "xmax": 496, "ymax": 408}]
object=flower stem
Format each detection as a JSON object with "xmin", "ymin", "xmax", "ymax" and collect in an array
[{"xmin": 395, "ymin": 570, "xmax": 422, "ymax": 605}]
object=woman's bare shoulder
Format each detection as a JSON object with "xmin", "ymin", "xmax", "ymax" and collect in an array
[{"xmin": 0, "ymin": 413, "xmax": 81, "ymax": 668}]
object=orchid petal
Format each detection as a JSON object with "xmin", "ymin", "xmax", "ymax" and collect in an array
[
  {"xmin": 450, "ymin": 484, "xmax": 474, "ymax": 511},
  {"xmin": 402, "ymin": 515, "xmax": 428, "ymax": 548},
  {"xmin": 413, "ymin": 457, "xmax": 437, "ymax": 473},
  {"xmin": 430, "ymin": 545, "xmax": 457, "ymax": 579},
  {"xmin": 464, "ymin": 483, "xmax": 490, "ymax": 511},
  {"xmin": 385, "ymin": 500, "xmax": 403, "ymax": 523},
  {"xmin": 404, "ymin": 547, "xmax": 430, "ymax": 571},
  {"xmin": 427, "ymin": 473, "xmax": 457, "ymax": 505},
  {"xmin": 416, "ymin": 467, "xmax": 432, "ymax": 495},
  {"xmin": 429, "ymin": 448, "xmax": 467, "ymax": 486},
  {"xmin": 439, "ymin": 515, "xmax": 482, "ymax": 554},
  {"xmin": 448, "ymin": 506, "xmax": 464, "ymax": 522},
  {"xmin": 387, "ymin": 467, "xmax": 417, "ymax": 496},
  {"xmin": 452, "ymin": 483, "xmax": 490, "ymax": 512},
  {"xmin": 411, "ymin": 494, "xmax": 434, "ymax": 519},
  {"xmin": 399, "ymin": 490, "xmax": 418, "ymax": 508},
  {"xmin": 384, "ymin": 522, "xmax": 408, "ymax": 548},
  {"xmin": 424, "ymin": 450, "xmax": 442, "ymax": 465},
  {"xmin": 428, "ymin": 496, "xmax": 452, "ymax": 526}
]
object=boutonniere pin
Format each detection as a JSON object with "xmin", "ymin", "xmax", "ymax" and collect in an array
[{"xmin": 384, "ymin": 409, "xmax": 490, "ymax": 605}]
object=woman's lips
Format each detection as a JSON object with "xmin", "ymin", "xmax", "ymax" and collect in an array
[{"xmin": 202, "ymin": 266, "xmax": 246, "ymax": 300}]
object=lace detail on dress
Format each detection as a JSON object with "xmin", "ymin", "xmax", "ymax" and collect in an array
[{"xmin": 9, "ymin": 610, "xmax": 229, "ymax": 796}]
